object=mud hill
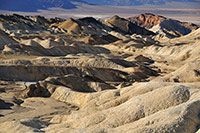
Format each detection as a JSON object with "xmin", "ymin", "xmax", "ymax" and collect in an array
[
  {"xmin": 105, "ymin": 15, "xmax": 155, "ymax": 36},
  {"xmin": 127, "ymin": 13, "xmax": 167, "ymax": 29},
  {"xmin": 127, "ymin": 13, "xmax": 199, "ymax": 38}
]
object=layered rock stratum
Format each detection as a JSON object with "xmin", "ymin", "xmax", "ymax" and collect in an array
[
  {"xmin": 127, "ymin": 13, "xmax": 199, "ymax": 38},
  {"xmin": 0, "ymin": 13, "xmax": 199, "ymax": 133}
]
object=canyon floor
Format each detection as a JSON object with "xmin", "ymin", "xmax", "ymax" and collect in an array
[{"xmin": 0, "ymin": 13, "xmax": 200, "ymax": 133}]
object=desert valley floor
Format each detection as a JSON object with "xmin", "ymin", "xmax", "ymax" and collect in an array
[{"xmin": 0, "ymin": 13, "xmax": 200, "ymax": 133}]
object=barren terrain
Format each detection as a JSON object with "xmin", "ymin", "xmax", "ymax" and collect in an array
[{"xmin": 0, "ymin": 13, "xmax": 199, "ymax": 133}]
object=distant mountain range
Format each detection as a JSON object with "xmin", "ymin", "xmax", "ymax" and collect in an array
[
  {"xmin": 0, "ymin": 0, "xmax": 199, "ymax": 12},
  {"xmin": 84, "ymin": 0, "xmax": 199, "ymax": 6},
  {"xmin": 0, "ymin": 0, "xmax": 87, "ymax": 12}
]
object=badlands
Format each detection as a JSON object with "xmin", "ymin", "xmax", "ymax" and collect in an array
[{"xmin": 0, "ymin": 13, "xmax": 200, "ymax": 133}]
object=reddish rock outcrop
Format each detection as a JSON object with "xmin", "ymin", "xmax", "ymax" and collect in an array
[
  {"xmin": 127, "ymin": 13, "xmax": 166, "ymax": 29},
  {"xmin": 127, "ymin": 13, "xmax": 199, "ymax": 30}
]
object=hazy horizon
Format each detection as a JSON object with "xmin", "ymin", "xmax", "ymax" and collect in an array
[{"xmin": 0, "ymin": 2, "xmax": 199, "ymax": 24}]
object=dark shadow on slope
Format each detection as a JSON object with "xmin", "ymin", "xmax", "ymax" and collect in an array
[{"xmin": 0, "ymin": 99, "xmax": 14, "ymax": 109}]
